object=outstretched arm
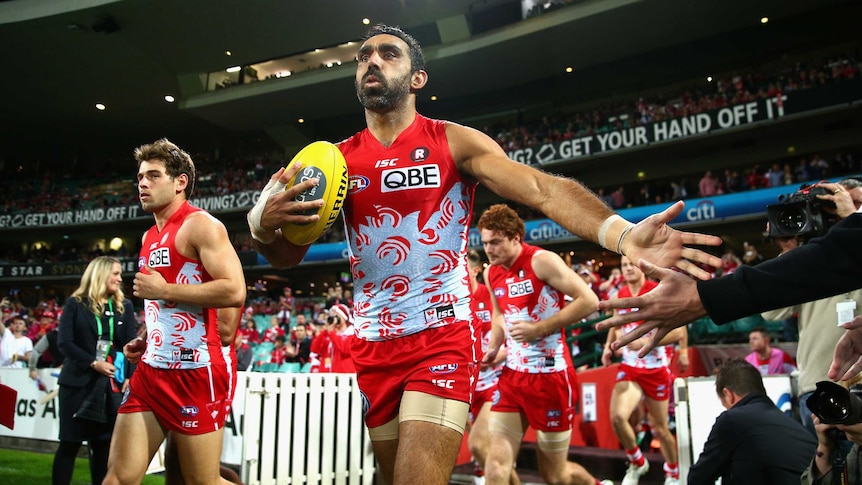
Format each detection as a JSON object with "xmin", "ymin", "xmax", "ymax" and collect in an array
[
  {"xmin": 449, "ymin": 122, "xmax": 722, "ymax": 278},
  {"xmin": 596, "ymin": 260, "xmax": 705, "ymax": 355}
]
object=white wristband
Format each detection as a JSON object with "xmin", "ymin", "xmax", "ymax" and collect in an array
[
  {"xmin": 248, "ymin": 178, "xmax": 286, "ymax": 244},
  {"xmin": 597, "ymin": 215, "xmax": 624, "ymax": 250},
  {"xmin": 617, "ymin": 223, "xmax": 635, "ymax": 256}
]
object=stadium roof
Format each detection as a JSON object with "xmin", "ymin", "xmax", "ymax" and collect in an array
[{"xmin": 0, "ymin": 0, "xmax": 856, "ymax": 165}]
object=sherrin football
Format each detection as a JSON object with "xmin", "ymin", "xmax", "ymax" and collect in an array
[{"xmin": 281, "ymin": 141, "xmax": 348, "ymax": 246}]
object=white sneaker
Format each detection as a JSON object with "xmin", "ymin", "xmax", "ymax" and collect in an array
[
  {"xmin": 599, "ymin": 480, "xmax": 614, "ymax": 485},
  {"xmin": 622, "ymin": 461, "xmax": 649, "ymax": 485},
  {"xmin": 663, "ymin": 477, "xmax": 680, "ymax": 485}
]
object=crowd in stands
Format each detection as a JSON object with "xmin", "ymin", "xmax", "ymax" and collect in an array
[
  {"xmin": 0, "ymin": 285, "xmax": 359, "ymax": 374},
  {"xmin": 3, "ymin": 142, "xmax": 859, "ymax": 267},
  {"xmin": 481, "ymin": 50, "xmax": 859, "ymax": 153}
]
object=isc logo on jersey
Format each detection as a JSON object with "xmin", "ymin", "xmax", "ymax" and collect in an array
[
  {"xmin": 148, "ymin": 247, "xmax": 170, "ymax": 267},
  {"xmin": 381, "ymin": 165, "xmax": 441, "ymax": 193},
  {"xmin": 507, "ymin": 280, "xmax": 534, "ymax": 297}
]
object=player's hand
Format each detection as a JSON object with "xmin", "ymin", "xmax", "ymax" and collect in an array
[
  {"xmin": 509, "ymin": 320, "xmax": 543, "ymax": 343},
  {"xmin": 481, "ymin": 345, "xmax": 500, "ymax": 369},
  {"xmin": 262, "ymin": 165, "xmax": 323, "ymax": 229},
  {"xmin": 829, "ymin": 316, "xmax": 862, "ymax": 381},
  {"xmin": 133, "ymin": 265, "xmax": 168, "ymax": 300},
  {"xmin": 123, "ymin": 337, "xmax": 147, "ymax": 364},
  {"xmin": 622, "ymin": 201, "xmax": 722, "ymax": 280},
  {"xmin": 601, "ymin": 346, "xmax": 613, "ymax": 367},
  {"xmin": 596, "ymin": 259, "xmax": 706, "ymax": 355}
]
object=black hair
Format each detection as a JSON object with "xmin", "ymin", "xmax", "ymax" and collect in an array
[
  {"xmin": 364, "ymin": 24, "xmax": 426, "ymax": 73},
  {"xmin": 715, "ymin": 359, "xmax": 766, "ymax": 398}
]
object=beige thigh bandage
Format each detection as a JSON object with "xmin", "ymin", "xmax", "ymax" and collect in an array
[
  {"xmin": 400, "ymin": 390, "xmax": 469, "ymax": 434},
  {"xmin": 367, "ymin": 391, "xmax": 469, "ymax": 441},
  {"xmin": 367, "ymin": 416, "xmax": 400, "ymax": 441},
  {"xmin": 487, "ymin": 412, "xmax": 526, "ymax": 443},
  {"xmin": 536, "ymin": 429, "xmax": 573, "ymax": 454}
]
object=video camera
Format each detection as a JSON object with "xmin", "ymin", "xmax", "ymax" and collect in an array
[
  {"xmin": 807, "ymin": 381, "xmax": 862, "ymax": 425},
  {"xmin": 766, "ymin": 183, "xmax": 838, "ymax": 239}
]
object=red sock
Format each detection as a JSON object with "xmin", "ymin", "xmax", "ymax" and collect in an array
[
  {"xmin": 626, "ymin": 446, "xmax": 645, "ymax": 467},
  {"xmin": 664, "ymin": 461, "xmax": 679, "ymax": 478}
]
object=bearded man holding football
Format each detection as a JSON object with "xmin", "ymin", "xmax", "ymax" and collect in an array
[{"xmin": 248, "ymin": 24, "xmax": 721, "ymax": 485}]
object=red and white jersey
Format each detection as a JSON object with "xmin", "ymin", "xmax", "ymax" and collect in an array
[
  {"xmin": 471, "ymin": 282, "xmax": 502, "ymax": 391},
  {"xmin": 617, "ymin": 280, "xmax": 671, "ymax": 369},
  {"xmin": 338, "ymin": 115, "xmax": 476, "ymax": 341},
  {"xmin": 138, "ymin": 201, "xmax": 222, "ymax": 370},
  {"xmin": 485, "ymin": 244, "xmax": 571, "ymax": 374}
]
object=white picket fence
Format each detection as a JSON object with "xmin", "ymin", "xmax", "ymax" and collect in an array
[
  {"xmin": 239, "ymin": 372, "xmax": 376, "ymax": 485},
  {"xmin": 0, "ymin": 368, "xmax": 375, "ymax": 484}
]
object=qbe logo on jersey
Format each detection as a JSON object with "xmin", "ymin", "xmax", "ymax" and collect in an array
[
  {"xmin": 507, "ymin": 280, "xmax": 534, "ymax": 297},
  {"xmin": 148, "ymin": 247, "xmax": 171, "ymax": 267},
  {"xmin": 381, "ymin": 164, "xmax": 441, "ymax": 193}
]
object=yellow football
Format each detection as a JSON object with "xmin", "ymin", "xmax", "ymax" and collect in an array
[{"xmin": 281, "ymin": 141, "xmax": 348, "ymax": 246}]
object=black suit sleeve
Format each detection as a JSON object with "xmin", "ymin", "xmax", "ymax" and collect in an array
[
  {"xmin": 57, "ymin": 298, "xmax": 98, "ymax": 387},
  {"xmin": 57, "ymin": 297, "xmax": 96, "ymax": 364},
  {"xmin": 698, "ymin": 213, "xmax": 862, "ymax": 324},
  {"xmin": 688, "ymin": 411, "xmax": 737, "ymax": 484}
]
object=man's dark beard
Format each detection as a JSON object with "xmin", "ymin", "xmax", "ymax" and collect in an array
[{"xmin": 355, "ymin": 69, "xmax": 412, "ymax": 111}]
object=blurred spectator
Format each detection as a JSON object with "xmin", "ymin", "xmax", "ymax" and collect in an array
[
  {"xmin": 765, "ymin": 163, "xmax": 784, "ymax": 187},
  {"xmin": 742, "ymin": 241, "xmax": 764, "ymax": 265},
  {"xmin": 698, "ymin": 170, "xmax": 720, "ymax": 197},
  {"xmin": 597, "ymin": 267, "xmax": 624, "ymax": 301},
  {"xmin": 309, "ymin": 304, "xmax": 355, "ymax": 373},
  {"xmin": 240, "ymin": 315, "xmax": 260, "ymax": 345},
  {"xmin": 234, "ymin": 330, "xmax": 252, "ymax": 372},
  {"xmin": 1, "ymin": 315, "xmax": 33, "ymax": 367},
  {"xmin": 270, "ymin": 335, "xmax": 289, "ymax": 365},
  {"xmin": 744, "ymin": 327, "xmax": 797, "ymax": 375},
  {"xmin": 261, "ymin": 316, "xmax": 284, "ymax": 343},
  {"xmin": 276, "ymin": 287, "xmax": 294, "ymax": 329},
  {"xmin": 27, "ymin": 310, "xmax": 57, "ymax": 343},
  {"xmin": 720, "ymin": 248, "xmax": 742, "ymax": 276},
  {"xmin": 289, "ymin": 324, "xmax": 313, "ymax": 366}
]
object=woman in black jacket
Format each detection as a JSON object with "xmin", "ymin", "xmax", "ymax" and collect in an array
[{"xmin": 55, "ymin": 256, "xmax": 138, "ymax": 485}]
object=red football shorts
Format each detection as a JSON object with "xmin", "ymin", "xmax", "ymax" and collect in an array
[
  {"xmin": 616, "ymin": 364, "xmax": 674, "ymax": 401},
  {"xmin": 120, "ymin": 362, "xmax": 233, "ymax": 435},
  {"xmin": 470, "ymin": 385, "xmax": 500, "ymax": 423},
  {"xmin": 492, "ymin": 366, "xmax": 578, "ymax": 432},
  {"xmin": 351, "ymin": 320, "xmax": 480, "ymax": 429}
]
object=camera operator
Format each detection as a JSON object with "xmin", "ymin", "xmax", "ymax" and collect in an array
[
  {"xmin": 761, "ymin": 178, "xmax": 862, "ymax": 434},
  {"xmin": 596, "ymin": 179, "xmax": 862, "ymax": 380},
  {"xmin": 801, "ymin": 378, "xmax": 862, "ymax": 485}
]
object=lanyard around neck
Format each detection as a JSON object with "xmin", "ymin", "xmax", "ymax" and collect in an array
[{"xmin": 95, "ymin": 299, "xmax": 114, "ymax": 342}]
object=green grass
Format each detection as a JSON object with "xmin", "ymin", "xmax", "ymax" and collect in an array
[{"xmin": 0, "ymin": 447, "xmax": 164, "ymax": 485}]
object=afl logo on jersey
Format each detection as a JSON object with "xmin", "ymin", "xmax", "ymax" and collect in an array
[
  {"xmin": 348, "ymin": 174, "xmax": 370, "ymax": 195},
  {"xmin": 494, "ymin": 287, "xmax": 506, "ymax": 298},
  {"xmin": 411, "ymin": 146, "xmax": 430, "ymax": 162}
]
